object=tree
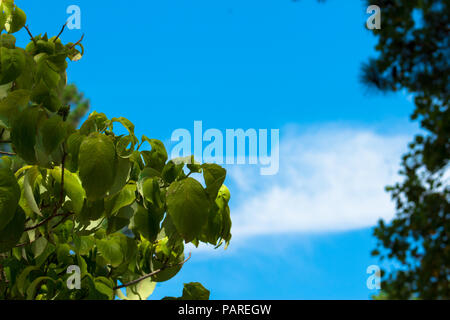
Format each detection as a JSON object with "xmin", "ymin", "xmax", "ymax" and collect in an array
[
  {"xmin": 62, "ymin": 83, "xmax": 90, "ymax": 129},
  {"xmin": 1, "ymin": 83, "xmax": 89, "ymax": 155},
  {"xmin": 0, "ymin": 0, "xmax": 232, "ymax": 300},
  {"xmin": 362, "ymin": 0, "xmax": 449, "ymax": 299}
]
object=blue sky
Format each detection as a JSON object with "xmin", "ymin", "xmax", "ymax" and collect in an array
[{"xmin": 19, "ymin": 0, "xmax": 419, "ymax": 299}]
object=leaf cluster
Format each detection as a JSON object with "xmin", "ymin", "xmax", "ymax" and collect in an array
[{"xmin": 0, "ymin": 1, "xmax": 231, "ymax": 300}]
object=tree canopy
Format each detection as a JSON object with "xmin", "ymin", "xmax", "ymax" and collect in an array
[
  {"xmin": 363, "ymin": 0, "xmax": 449, "ymax": 299},
  {"xmin": 0, "ymin": 0, "xmax": 231, "ymax": 300}
]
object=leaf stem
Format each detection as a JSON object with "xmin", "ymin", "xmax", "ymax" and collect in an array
[
  {"xmin": 59, "ymin": 148, "xmax": 67, "ymax": 206},
  {"xmin": 69, "ymin": 34, "xmax": 85, "ymax": 49},
  {"xmin": 24, "ymin": 25, "xmax": 37, "ymax": 46},
  {"xmin": 54, "ymin": 22, "xmax": 68, "ymax": 42}
]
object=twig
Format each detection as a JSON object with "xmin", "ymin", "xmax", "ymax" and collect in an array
[
  {"xmin": 113, "ymin": 253, "xmax": 192, "ymax": 290},
  {"xmin": 26, "ymin": 152, "xmax": 68, "ymax": 235},
  {"xmin": 69, "ymin": 34, "xmax": 85, "ymax": 49},
  {"xmin": 16, "ymin": 212, "xmax": 74, "ymax": 247},
  {"xmin": 0, "ymin": 140, "xmax": 11, "ymax": 144},
  {"xmin": 0, "ymin": 151, "xmax": 15, "ymax": 156},
  {"xmin": 24, "ymin": 212, "xmax": 74, "ymax": 232},
  {"xmin": 59, "ymin": 149, "xmax": 67, "ymax": 206},
  {"xmin": 15, "ymin": 234, "xmax": 41, "ymax": 248},
  {"xmin": 54, "ymin": 22, "xmax": 68, "ymax": 42},
  {"xmin": 24, "ymin": 25, "xmax": 37, "ymax": 45}
]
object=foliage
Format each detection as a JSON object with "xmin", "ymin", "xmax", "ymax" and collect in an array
[
  {"xmin": 1, "ymin": 83, "xmax": 89, "ymax": 155},
  {"xmin": 62, "ymin": 83, "xmax": 90, "ymax": 129},
  {"xmin": 363, "ymin": 0, "xmax": 449, "ymax": 299},
  {"xmin": 0, "ymin": 0, "xmax": 231, "ymax": 300},
  {"xmin": 162, "ymin": 282, "xmax": 210, "ymax": 300}
]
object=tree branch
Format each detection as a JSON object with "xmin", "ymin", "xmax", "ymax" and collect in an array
[
  {"xmin": 54, "ymin": 22, "xmax": 68, "ymax": 42},
  {"xmin": 24, "ymin": 212, "xmax": 74, "ymax": 232},
  {"xmin": 0, "ymin": 140, "xmax": 11, "ymax": 144},
  {"xmin": 24, "ymin": 25, "xmax": 37, "ymax": 45},
  {"xmin": 113, "ymin": 252, "xmax": 192, "ymax": 290},
  {"xmin": 0, "ymin": 150, "xmax": 15, "ymax": 156},
  {"xmin": 59, "ymin": 149, "xmax": 67, "ymax": 206},
  {"xmin": 69, "ymin": 34, "xmax": 85, "ymax": 49},
  {"xmin": 16, "ymin": 212, "xmax": 74, "ymax": 248}
]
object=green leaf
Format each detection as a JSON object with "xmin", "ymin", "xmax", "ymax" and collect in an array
[
  {"xmin": 0, "ymin": 89, "xmax": 30, "ymax": 126},
  {"xmin": 14, "ymin": 49, "xmax": 36, "ymax": 90},
  {"xmin": 108, "ymin": 156, "xmax": 131, "ymax": 196},
  {"xmin": 111, "ymin": 117, "xmax": 138, "ymax": 158},
  {"xmin": 202, "ymin": 164, "xmax": 226, "ymax": 200},
  {"xmin": 155, "ymin": 237, "xmax": 170, "ymax": 256},
  {"xmin": 0, "ymin": 47, "xmax": 25, "ymax": 84},
  {"xmin": 30, "ymin": 81, "xmax": 60, "ymax": 112},
  {"xmin": 11, "ymin": 107, "xmax": 47, "ymax": 164},
  {"xmin": 181, "ymin": 282, "xmax": 210, "ymax": 300},
  {"xmin": 22, "ymin": 166, "xmax": 42, "ymax": 216},
  {"xmin": 217, "ymin": 184, "xmax": 231, "ymax": 204},
  {"xmin": 138, "ymin": 176, "xmax": 162, "ymax": 208},
  {"xmin": 106, "ymin": 205, "xmax": 134, "ymax": 235},
  {"xmin": 151, "ymin": 251, "xmax": 185, "ymax": 283},
  {"xmin": 4, "ymin": 6, "xmax": 26, "ymax": 34},
  {"xmin": 140, "ymin": 136, "xmax": 167, "ymax": 172},
  {"xmin": 82, "ymin": 274, "xmax": 112, "ymax": 300},
  {"xmin": 0, "ymin": 34, "xmax": 16, "ymax": 48},
  {"xmin": 0, "ymin": 82, "xmax": 12, "ymax": 100},
  {"xmin": 0, "ymin": 167, "xmax": 20, "ymax": 229},
  {"xmin": 56, "ymin": 243, "xmax": 72, "ymax": 264},
  {"xmin": 73, "ymin": 235, "xmax": 95, "ymax": 255},
  {"xmin": 114, "ymin": 233, "xmax": 137, "ymax": 264},
  {"xmin": 36, "ymin": 59, "xmax": 60, "ymax": 90},
  {"xmin": 111, "ymin": 117, "xmax": 135, "ymax": 135},
  {"xmin": 79, "ymin": 111, "xmax": 108, "ymax": 135},
  {"xmin": 186, "ymin": 155, "xmax": 202, "ymax": 173},
  {"xmin": 35, "ymin": 242, "xmax": 55, "ymax": 267},
  {"xmin": 105, "ymin": 183, "xmax": 136, "ymax": 217},
  {"xmin": 220, "ymin": 205, "xmax": 232, "ymax": 248},
  {"xmin": 161, "ymin": 160, "xmax": 185, "ymax": 184},
  {"xmin": 116, "ymin": 135, "xmax": 135, "ymax": 158},
  {"xmin": 200, "ymin": 203, "xmax": 223, "ymax": 246},
  {"xmin": 0, "ymin": 205, "xmax": 25, "ymax": 253},
  {"xmin": 78, "ymin": 132, "xmax": 116, "ymax": 200},
  {"xmin": 78, "ymin": 199, "xmax": 104, "ymax": 223},
  {"xmin": 38, "ymin": 115, "xmax": 67, "ymax": 155},
  {"xmin": 126, "ymin": 278, "xmax": 156, "ymax": 300},
  {"xmin": 166, "ymin": 178, "xmax": 210, "ymax": 242},
  {"xmin": 50, "ymin": 167, "xmax": 86, "ymax": 215},
  {"xmin": 16, "ymin": 266, "xmax": 41, "ymax": 296},
  {"xmin": 31, "ymin": 237, "xmax": 48, "ymax": 259},
  {"xmin": 93, "ymin": 277, "xmax": 114, "ymax": 300},
  {"xmin": 129, "ymin": 204, "xmax": 160, "ymax": 242},
  {"xmin": 36, "ymin": 40, "xmax": 55, "ymax": 55},
  {"xmin": 66, "ymin": 132, "xmax": 84, "ymax": 172},
  {"xmin": 96, "ymin": 238, "xmax": 123, "ymax": 268},
  {"xmin": 26, "ymin": 276, "xmax": 55, "ymax": 300}
]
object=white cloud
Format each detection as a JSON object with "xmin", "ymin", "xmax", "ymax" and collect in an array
[{"xmin": 226, "ymin": 125, "xmax": 409, "ymax": 239}]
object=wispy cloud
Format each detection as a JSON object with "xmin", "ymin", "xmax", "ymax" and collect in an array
[{"xmin": 226, "ymin": 125, "xmax": 409, "ymax": 239}]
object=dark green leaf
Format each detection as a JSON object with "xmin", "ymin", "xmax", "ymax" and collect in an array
[
  {"xmin": 78, "ymin": 132, "xmax": 116, "ymax": 200},
  {"xmin": 166, "ymin": 178, "xmax": 210, "ymax": 243}
]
